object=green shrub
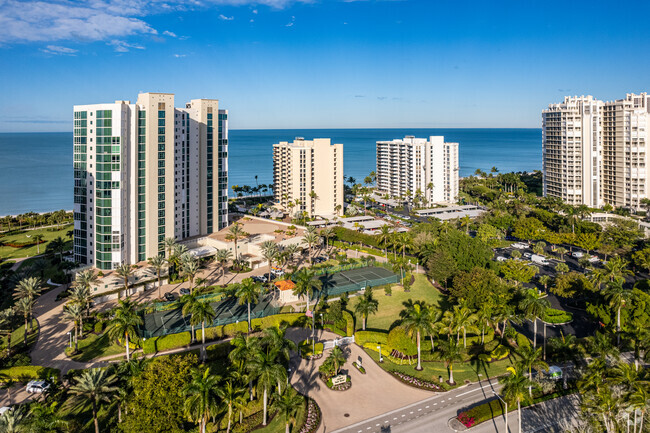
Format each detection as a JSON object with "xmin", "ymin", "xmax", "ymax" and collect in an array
[
  {"xmin": 489, "ymin": 344, "xmax": 510, "ymax": 361},
  {"xmin": 542, "ymin": 308, "xmax": 573, "ymax": 324},
  {"xmin": 387, "ymin": 327, "xmax": 417, "ymax": 356},
  {"xmin": 299, "ymin": 340, "xmax": 324, "ymax": 358},
  {"xmin": 460, "ymin": 398, "xmax": 505, "ymax": 424},
  {"xmin": 143, "ymin": 332, "xmax": 191, "ymax": 354},
  {"xmin": 355, "ymin": 330, "xmax": 388, "ymax": 345},
  {"xmin": 252, "ymin": 313, "xmax": 305, "ymax": 330},
  {"xmin": 0, "ymin": 366, "xmax": 60, "ymax": 382},
  {"xmin": 516, "ymin": 332, "xmax": 531, "ymax": 349},
  {"xmin": 94, "ymin": 321, "xmax": 104, "ymax": 334},
  {"xmin": 341, "ymin": 311, "xmax": 354, "ymax": 337},
  {"xmin": 205, "ymin": 342, "xmax": 232, "ymax": 361}
]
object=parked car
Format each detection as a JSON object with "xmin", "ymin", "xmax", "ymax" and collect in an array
[
  {"xmin": 523, "ymin": 252, "xmax": 532, "ymax": 259},
  {"xmin": 252, "ymin": 275, "xmax": 268, "ymax": 283},
  {"xmin": 572, "ymin": 251, "xmax": 584, "ymax": 259},
  {"xmin": 26, "ymin": 380, "xmax": 50, "ymax": 394},
  {"xmin": 531, "ymin": 254, "xmax": 550, "ymax": 266},
  {"xmin": 271, "ymin": 269, "xmax": 285, "ymax": 277},
  {"xmin": 588, "ymin": 256, "xmax": 600, "ymax": 263},
  {"xmin": 179, "ymin": 288, "xmax": 190, "ymax": 296},
  {"xmin": 0, "ymin": 407, "xmax": 11, "ymax": 415},
  {"xmin": 511, "ymin": 242, "xmax": 528, "ymax": 249},
  {"xmin": 496, "ymin": 256, "xmax": 508, "ymax": 262},
  {"xmin": 164, "ymin": 292, "xmax": 175, "ymax": 302},
  {"xmin": 313, "ymin": 256, "xmax": 327, "ymax": 264}
]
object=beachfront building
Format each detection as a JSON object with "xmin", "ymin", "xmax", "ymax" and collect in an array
[
  {"xmin": 73, "ymin": 92, "xmax": 228, "ymax": 270},
  {"xmin": 272, "ymin": 138, "xmax": 344, "ymax": 218},
  {"xmin": 542, "ymin": 93, "xmax": 650, "ymax": 210},
  {"xmin": 376, "ymin": 136, "xmax": 459, "ymax": 205}
]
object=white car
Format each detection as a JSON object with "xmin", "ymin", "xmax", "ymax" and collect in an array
[
  {"xmin": 588, "ymin": 256, "xmax": 600, "ymax": 263},
  {"xmin": 496, "ymin": 256, "xmax": 507, "ymax": 262},
  {"xmin": 523, "ymin": 252, "xmax": 532, "ymax": 259},
  {"xmin": 26, "ymin": 380, "xmax": 50, "ymax": 394},
  {"xmin": 0, "ymin": 407, "xmax": 11, "ymax": 415},
  {"xmin": 572, "ymin": 251, "xmax": 584, "ymax": 259},
  {"xmin": 511, "ymin": 243, "xmax": 528, "ymax": 249}
]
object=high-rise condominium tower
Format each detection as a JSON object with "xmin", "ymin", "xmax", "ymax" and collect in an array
[
  {"xmin": 376, "ymin": 136, "xmax": 459, "ymax": 205},
  {"xmin": 73, "ymin": 93, "xmax": 228, "ymax": 270},
  {"xmin": 542, "ymin": 93, "xmax": 649, "ymax": 210},
  {"xmin": 272, "ymin": 138, "xmax": 343, "ymax": 218}
]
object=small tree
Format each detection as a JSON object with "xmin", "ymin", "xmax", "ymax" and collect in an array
[
  {"xmin": 354, "ymin": 289, "xmax": 379, "ymax": 331},
  {"xmin": 65, "ymin": 368, "xmax": 119, "ymax": 433}
]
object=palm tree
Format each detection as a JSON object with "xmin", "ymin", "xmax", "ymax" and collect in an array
[
  {"xmin": 328, "ymin": 345, "xmax": 347, "ymax": 374},
  {"xmin": 74, "ymin": 269, "xmax": 98, "ymax": 316},
  {"xmin": 262, "ymin": 326, "xmax": 297, "ymax": 363},
  {"xmin": 164, "ymin": 237, "xmax": 178, "ymax": 260},
  {"xmin": 27, "ymin": 401, "xmax": 69, "ymax": 432},
  {"xmin": 68, "ymin": 286, "xmax": 91, "ymax": 336},
  {"xmin": 13, "ymin": 277, "xmax": 41, "ymax": 329},
  {"xmin": 499, "ymin": 365, "xmax": 532, "ymax": 433},
  {"xmin": 50, "ymin": 236, "xmax": 66, "ymax": 261},
  {"xmin": 302, "ymin": 232, "xmax": 320, "ymax": 265},
  {"xmin": 229, "ymin": 333, "xmax": 262, "ymax": 400},
  {"xmin": 106, "ymin": 298, "xmax": 142, "ymax": 361},
  {"xmin": 218, "ymin": 380, "xmax": 246, "ymax": 433},
  {"xmin": 65, "ymin": 368, "xmax": 119, "ymax": 433},
  {"xmin": 603, "ymin": 280, "xmax": 634, "ymax": 346},
  {"xmin": 602, "ymin": 257, "xmax": 633, "ymax": 284},
  {"xmin": 555, "ymin": 246, "xmax": 567, "ymax": 261},
  {"xmin": 216, "ymin": 249, "xmax": 233, "ymax": 284},
  {"xmin": 0, "ymin": 309, "xmax": 15, "ymax": 358},
  {"xmin": 460, "ymin": 215, "xmax": 471, "ymax": 235},
  {"xmin": 292, "ymin": 268, "xmax": 321, "ymax": 313},
  {"xmin": 272, "ymin": 387, "xmax": 305, "ymax": 433},
  {"xmin": 452, "ymin": 305, "xmax": 478, "ymax": 348},
  {"xmin": 115, "ymin": 263, "xmax": 134, "ymax": 298},
  {"xmin": 400, "ymin": 300, "xmax": 434, "ymax": 370},
  {"xmin": 14, "ymin": 296, "xmax": 32, "ymax": 346},
  {"xmin": 250, "ymin": 350, "xmax": 287, "ymax": 425},
  {"xmin": 63, "ymin": 302, "xmax": 83, "ymax": 352},
  {"xmin": 437, "ymin": 338, "xmax": 463, "ymax": 384},
  {"xmin": 629, "ymin": 384, "xmax": 649, "ymax": 433},
  {"xmin": 226, "ymin": 223, "xmax": 248, "ymax": 267},
  {"xmin": 181, "ymin": 292, "xmax": 199, "ymax": 343},
  {"xmin": 261, "ymin": 244, "xmax": 278, "ymax": 287},
  {"xmin": 235, "ymin": 278, "xmax": 261, "ymax": 332},
  {"xmin": 190, "ymin": 301, "xmax": 216, "ymax": 360},
  {"xmin": 519, "ymin": 290, "xmax": 549, "ymax": 349},
  {"xmin": 0, "ymin": 405, "xmax": 25, "ymax": 432},
  {"xmin": 182, "ymin": 257, "xmax": 200, "ymax": 293},
  {"xmin": 33, "ymin": 234, "xmax": 44, "ymax": 254},
  {"xmin": 516, "ymin": 345, "xmax": 548, "ymax": 397},
  {"xmin": 183, "ymin": 367, "xmax": 221, "ymax": 433},
  {"xmin": 147, "ymin": 255, "xmax": 166, "ymax": 299},
  {"xmin": 537, "ymin": 274, "xmax": 552, "ymax": 293},
  {"xmin": 320, "ymin": 227, "xmax": 334, "ymax": 252},
  {"xmin": 377, "ymin": 225, "xmax": 392, "ymax": 258},
  {"xmin": 354, "ymin": 288, "xmax": 379, "ymax": 331}
]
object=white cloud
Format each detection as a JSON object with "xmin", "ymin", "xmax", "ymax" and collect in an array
[
  {"xmin": 250, "ymin": 19, "xmax": 254, "ymax": 22},
  {"xmin": 107, "ymin": 39, "xmax": 145, "ymax": 52},
  {"xmin": 163, "ymin": 30, "xmax": 177, "ymax": 37},
  {"xmin": 252, "ymin": 9, "xmax": 258, "ymax": 14},
  {"xmin": 285, "ymin": 22, "xmax": 294, "ymax": 27},
  {"xmin": 40, "ymin": 44, "xmax": 78, "ymax": 55},
  {"xmin": 173, "ymin": 53, "xmax": 186, "ymax": 58},
  {"xmin": 219, "ymin": 14, "xmax": 234, "ymax": 20}
]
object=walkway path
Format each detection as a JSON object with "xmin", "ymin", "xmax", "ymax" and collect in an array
[{"xmin": 287, "ymin": 328, "xmax": 432, "ymax": 433}]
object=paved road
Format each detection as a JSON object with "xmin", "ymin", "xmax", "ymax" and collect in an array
[
  {"xmin": 329, "ymin": 379, "xmax": 503, "ymax": 433},
  {"xmin": 332, "ymin": 388, "xmax": 579, "ymax": 433}
]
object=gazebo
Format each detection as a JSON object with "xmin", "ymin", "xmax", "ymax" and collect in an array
[{"xmin": 275, "ymin": 280, "xmax": 299, "ymax": 304}]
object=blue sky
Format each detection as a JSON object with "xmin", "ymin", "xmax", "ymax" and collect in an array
[{"xmin": 1, "ymin": 0, "xmax": 649, "ymax": 132}]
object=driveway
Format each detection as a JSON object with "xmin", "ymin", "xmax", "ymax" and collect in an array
[{"xmin": 287, "ymin": 329, "xmax": 432, "ymax": 433}]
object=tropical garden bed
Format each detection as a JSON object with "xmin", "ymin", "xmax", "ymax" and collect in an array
[
  {"xmin": 352, "ymin": 361, "xmax": 366, "ymax": 374},
  {"xmin": 390, "ymin": 371, "xmax": 442, "ymax": 391}
]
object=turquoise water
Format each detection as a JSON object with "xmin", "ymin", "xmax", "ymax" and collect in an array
[{"xmin": 0, "ymin": 129, "xmax": 541, "ymax": 215}]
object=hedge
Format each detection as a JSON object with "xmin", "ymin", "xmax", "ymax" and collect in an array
[
  {"xmin": 355, "ymin": 330, "xmax": 388, "ymax": 345},
  {"xmin": 387, "ymin": 327, "xmax": 417, "ymax": 356},
  {"xmin": 0, "ymin": 366, "xmax": 61, "ymax": 382},
  {"xmin": 143, "ymin": 332, "xmax": 191, "ymax": 354},
  {"xmin": 543, "ymin": 308, "xmax": 573, "ymax": 324},
  {"xmin": 516, "ymin": 332, "xmax": 531, "ymax": 349},
  {"xmin": 341, "ymin": 311, "xmax": 354, "ymax": 337}
]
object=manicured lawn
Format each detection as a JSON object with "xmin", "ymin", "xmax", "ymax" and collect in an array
[
  {"xmin": 0, "ymin": 224, "xmax": 73, "ymax": 260},
  {"xmin": 66, "ymin": 333, "xmax": 127, "ymax": 362},
  {"xmin": 364, "ymin": 348, "xmax": 514, "ymax": 389},
  {"xmin": 1, "ymin": 319, "xmax": 39, "ymax": 349},
  {"xmin": 350, "ymin": 274, "xmax": 445, "ymax": 331},
  {"xmin": 255, "ymin": 398, "xmax": 307, "ymax": 433}
]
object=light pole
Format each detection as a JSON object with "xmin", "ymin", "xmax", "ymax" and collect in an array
[
  {"xmin": 377, "ymin": 345, "xmax": 383, "ymax": 362},
  {"xmin": 67, "ymin": 331, "xmax": 72, "ymax": 348},
  {"xmin": 492, "ymin": 391, "xmax": 508, "ymax": 433},
  {"xmin": 320, "ymin": 313, "xmax": 323, "ymax": 329}
]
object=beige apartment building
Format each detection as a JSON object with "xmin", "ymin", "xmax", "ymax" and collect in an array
[
  {"xmin": 73, "ymin": 92, "xmax": 228, "ymax": 270},
  {"xmin": 272, "ymin": 138, "xmax": 343, "ymax": 218},
  {"xmin": 376, "ymin": 136, "xmax": 459, "ymax": 205},
  {"xmin": 542, "ymin": 93, "xmax": 649, "ymax": 210}
]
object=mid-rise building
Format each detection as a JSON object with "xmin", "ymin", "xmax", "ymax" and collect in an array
[
  {"xmin": 542, "ymin": 93, "xmax": 649, "ymax": 210},
  {"xmin": 73, "ymin": 93, "xmax": 228, "ymax": 270},
  {"xmin": 272, "ymin": 138, "xmax": 343, "ymax": 218},
  {"xmin": 376, "ymin": 136, "xmax": 459, "ymax": 205}
]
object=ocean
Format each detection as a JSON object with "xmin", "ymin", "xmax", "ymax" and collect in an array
[{"xmin": 0, "ymin": 129, "xmax": 541, "ymax": 215}]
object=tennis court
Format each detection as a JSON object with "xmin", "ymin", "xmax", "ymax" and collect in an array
[
  {"xmin": 141, "ymin": 295, "xmax": 277, "ymax": 338},
  {"xmin": 318, "ymin": 266, "xmax": 399, "ymax": 298}
]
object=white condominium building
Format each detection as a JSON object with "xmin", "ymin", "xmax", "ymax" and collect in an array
[
  {"xmin": 376, "ymin": 136, "xmax": 459, "ymax": 204},
  {"xmin": 542, "ymin": 93, "xmax": 649, "ymax": 210},
  {"xmin": 272, "ymin": 138, "xmax": 343, "ymax": 218},
  {"xmin": 73, "ymin": 93, "xmax": 228, "ymax": 270}
]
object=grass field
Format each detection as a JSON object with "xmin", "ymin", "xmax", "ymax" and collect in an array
[
  {"xmin": 349, "ymin": 274, "xmax": 445, "ymax": 331},
  {"xmin": 364, "ymin": 348, "xmax": 514, "ymax": 389},
  {"xmin": 0, "ymin": 224, "xmax": 73, "ymax": 260},
  {"xmin": 1, "ymin": 319, "xmax": 39, "ymax": 349},
  {"xmin": 66, "ymin": 333, "xmax": 126, "ymax": 362}
]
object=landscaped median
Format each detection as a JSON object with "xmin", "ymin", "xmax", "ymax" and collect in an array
[
  {"xmin": 542, "ymin": 308, "xmax": 573, "ymax": 324},
  {"xmin": 0, "ymin": 365, "xmax": 60, "ymax": 382}
]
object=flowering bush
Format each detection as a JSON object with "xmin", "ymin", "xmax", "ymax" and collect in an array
[
  {"xmin": 391, "ymin": 371, "xmax": 442, "ymax": 391},
  {"xmin": 298, "ymin": 398, "xmax": 322, "ymax": 433},
  {"xmin": 458, "ymin": 412, "xmax": 476, "ymax": 428}
]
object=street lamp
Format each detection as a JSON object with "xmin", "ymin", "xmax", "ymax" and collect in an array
[
  {"xmin": 377, "ymin": 345, "xmax": 383, "ymax": 363},
  {"xmin": 319, "ymin": 313, "xmax": 323, "ymax": 329},
  {"xmin": 67, "ymin": 331, "xmax": 72, "ymax": 348},
  {"xmin": 492, "ymin": 391, "xmax": 508, "ymax": 433},
  {"xmin": 287, "ymin": 367, "xmax": 291, "ymax": 385}
]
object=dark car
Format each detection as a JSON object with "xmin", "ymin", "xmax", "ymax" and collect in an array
[
  {"xmin": 164, "ymin": 292, "xmax": 175, "ymax": 302},
  {"xmin": 313, "ymin": 256, "xmax": 327, "ymax": 264},
  {"xmin": 179, "ymin": 288, "xmax": 190, "ymax": 296}
]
